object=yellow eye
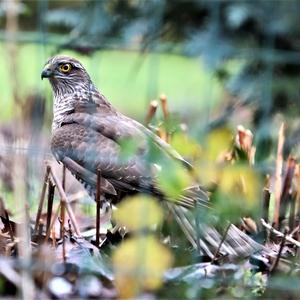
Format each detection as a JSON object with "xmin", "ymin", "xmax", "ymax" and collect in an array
[{"xmin": 59, "ymin": 63, "xmax": 72, "ymax": 73}]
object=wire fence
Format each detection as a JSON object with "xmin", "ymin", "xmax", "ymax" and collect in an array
[{"xmin": 1, "ymin": 1, "xmax": 300, "ymax": 297}]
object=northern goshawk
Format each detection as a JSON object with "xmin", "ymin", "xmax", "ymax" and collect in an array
[{"xmin": 41, "ymin": 55, "xmax": 262, "ymax": 258}]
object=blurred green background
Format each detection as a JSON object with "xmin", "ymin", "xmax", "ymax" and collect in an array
[{"xmin": 0, "ymin": 44, "xmax": 222, "ymax": 122}]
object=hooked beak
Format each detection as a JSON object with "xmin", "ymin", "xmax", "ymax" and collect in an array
[{"xmin": 41, "ymin": 64, "xmax": 54, "ymax": 80}]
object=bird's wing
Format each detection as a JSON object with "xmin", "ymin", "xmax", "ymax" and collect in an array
[
  {"xmin": 51, "ymin": 121, "xmax": 156, "ymax": 197},
  {"xmin": 54, "ymin": 100, "xmax": 199, "ymax": 207},
  {"xmin": 62, "ymin": 100, "xmax": 192, "ymax": 169}
]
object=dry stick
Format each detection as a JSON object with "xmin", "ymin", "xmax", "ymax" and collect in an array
[
  {"xmin": 261, "ymin": 219, "xmax": 300, "ymax": 248},
  {"xmin": 61, "ymin": 165, "xmax": 66, "ymax": 262},
  {"xmin": 46, "ymin": 179, "xmax": 55, "ymax": 234},
  {"xmin": 279, "ymin": 156, "xmax": 296, "ymax": 225},
  {"xmin": 160, "ymin": 94, "xmax": 170, "ymax": 142},
  {"xmin": 263, "ymin": 175, "xmax": 271, "ymax": 224},
  {"xmin": 34, "ymin": 165, "xmax": 50, "ymax": 235},
  {"xmin": 145, "ymin": 100, "xmax": 158, "ymax": 125},
  {"xmin": 60, "ymin": 206, "xmax": 66, "ymax": 262},
  {"xmin": 274, "ymin": 123, "xmax": 285, "ymax": 229},
  {"xmin": 95, "ymin": 169, "xmax": 102, "ymax": 247},
  {"xmin": 294, "ymin": 165, "xmax": 300, "ymax": 248},
  {"xmin": 271, "ymin": 228, "xmax": 288, "ymax": 273},
  {"xmin": 38, "ymin": 224, "xmax": 43, "ymax": 240},
  {"xmin": 49, "ymin": 165, "xmax": 82, "ymax": 237},
  {"xmin": 4, "ymin": 210, "xmax": 14, "ymax": 242},
  {"xmin": 160, "ymin": 94, "xmax": 169, "ymax": 119},
  {"xmin": 212, "ymin": 223, "xmax": 231, "ymax": 262},
  {"xmin": 0, "ymin": 196, "xmax": 14, "ymax": 242},
  {"xmin": 289, "ymin": 192, "xmax": 296, "ymax": 232},
  {"xmin": 295, "ymin": 165, "xmax": 300, "ymax": 222},
  {"xmin": 262, "ymin": 176, "xmax": 271, "ymax": 241},
  {"xmin": 44, "ymin": 204, "xmax": 61, "ymax": 242}
]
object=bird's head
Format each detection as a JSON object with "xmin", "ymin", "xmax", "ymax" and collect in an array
[{"xmin": 41, "ymin": 55, "xmax": 92, "ymax": 95}]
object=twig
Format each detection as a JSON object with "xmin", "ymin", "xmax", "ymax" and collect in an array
[
  {"xmin": 44, "ymin": 204, "xmax": 61, "ymax": 242},
  {"xmin": 160, "ymin": 94, "xmax": 170, "ymax": 142},
  {"xmin": 4, "ymin": 210, "xmax": 14, "ymax": 242},
  {"xmin": 279, "ymin": 156, "xmax": 295, "ymax": 224},
  {"xmin": 145, "ymin": 100, "xmax": 158, "ymax": 125},
  {"xmin": 261, "ymin": 219, "xmax": 300, "ymax": 248},
  {"xmin": 95, "ymin": 169, "xmax": 101, "ymax": 247},
  {"xmin": 274, "ymin": 123, "xmax": 285, "ymax": 229},
  {"xmin": 38, "ymin": 224, "xmax": 43, "ymax": 241},
  {"xmin": 212, "ymin": 223, "xmax": 231, "ymax": 262},
  {"xmin": 0, "ymin": 196, "xmax": 15, "ymax": 242},
  {"xmin": 46, "ymin": 179, "xmax": 55, "ymax": 234},
  {"xmin": 62, "ymin": 164, "xmax": 66, "ymax": 190},
  {"xmin": 271, "ymin": 228, "xmax": 288, "ymax": 273},
  {"xmin": 34, "ymin": 165, "xmax": 50, "ymax": 235},
  {"xmin": 160, "ymin": 94, "xmax": 169, "ymax": 119},
  {"xmin": 289, "ymin": 192, "xmax": 296, "ymax": 232},
  {"xmin": 59, "ymin": 211, "xmax": 66, "ymax": 262},
  {"xmin": 262, "ymin": 175, "xmax": 271, "ymax": 224},
  {"xmin": 49, "ymin": 164, "xmax": 82, "ymax": 237},
  {"xmin": 61, "ymin": 165, "xmax": 66, "ymax": 262},
  {"xmin": 295, "ymin": 165, "xmax": 300, "ymax": 220}
]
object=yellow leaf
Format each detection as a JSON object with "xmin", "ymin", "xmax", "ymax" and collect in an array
[
  {"xmin": 197, "ymin": 161, "xmax": 220, "ymax": 186},
  {"xmin": 170, "ymin": 132, "xmax": 202, "ymax": 160},
  {"xmin": 112, "ymin": 236, "xmax": 173, "ymax": 298},
  {"xmin": 219, "ymin": 165, "xmax": 260, "ymax": 208},
  {"xmin": 205, "ymin": 127, "xmax": 233, "ymax": 161},
  {"xmin": 113, "ymin": 195, "xmax": 164, "ymax": 231}
]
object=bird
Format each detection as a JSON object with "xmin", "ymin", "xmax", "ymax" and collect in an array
[{"xmin": 42, "ymin": 55, "xmax": 262, "ymax": 258}]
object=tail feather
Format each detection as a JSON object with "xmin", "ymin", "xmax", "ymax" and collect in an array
[{"xmin": 167, "ymin": 186, "xmax": 264, "ymax": 259}]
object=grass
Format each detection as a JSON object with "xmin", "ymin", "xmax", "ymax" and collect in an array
[{"xmin": 0, "ymin": 43, "xmax": 223, "ymax": 122}]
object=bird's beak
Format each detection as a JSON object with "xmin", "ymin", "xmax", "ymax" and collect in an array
[{"xmin": 41, "ymin": 64, "xmax": 53, "ymax": 80}]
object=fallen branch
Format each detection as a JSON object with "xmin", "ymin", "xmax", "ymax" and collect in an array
[
  {"xmin": 271, "ymin": 228, "xmax": 287, "ymax": 273},
  {"xmin": 212, "ymin": 223, "xmax": 231, "ymax": 262},
  {"xmin": 261, "ymin": 219, "xmax": 300, "ymax": 248}
]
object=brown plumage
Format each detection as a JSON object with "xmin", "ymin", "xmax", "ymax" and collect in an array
[
  {"xmin": 42, "ymin": 55, "xmax": 203, "ymax": 207},
  {"xmin": 42, "ymin": 55, "xmax": 263, "ymax": 258}
]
